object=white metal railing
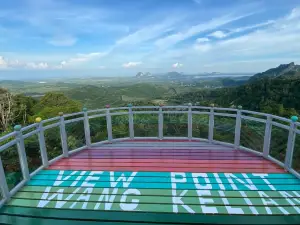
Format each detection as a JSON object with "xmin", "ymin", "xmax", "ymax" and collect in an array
[{"xmin": 0, "ymin": 104, "xmax": 299, "ymax": 207}]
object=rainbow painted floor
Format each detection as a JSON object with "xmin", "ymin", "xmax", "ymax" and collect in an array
[{"xmin": 1, "ymin": 140, "xmax": 300, "ymax": 224}]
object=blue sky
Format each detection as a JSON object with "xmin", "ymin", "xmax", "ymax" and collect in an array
[{"xmin": 1, "ymin": 0, "xmax": 300, "ymax": 78}]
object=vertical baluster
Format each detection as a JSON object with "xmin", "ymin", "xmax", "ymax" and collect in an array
[
  {"xmin": 263, "ymin": 115, "xmax": 272, "ymax": 158},
  {"xmin": 36, "ymin": 117, "xmax": 49, "ymax": 167},
  {"xmin": 234, "ymin": 105, "xmax": 242, "ymax": 149},
  {"xmin": 59, "ymin": 112, "xmax": 69, "ymax": 157},
  {"xmin": 284, "ymin": 116, "xmax": 298, "ymax": 170},
  {"xmin": 106, "ymin": 105, "xmax": 113, "ymax": 142},
  {"xmin": 83, "ymin": 108, "xmax": 91, "ymax": 147},
  {"xmin": 0, "ymin": 155, "xmax": 10, "ymax": 201},
  {"xmin": 209, "ymin": 104, "xmax": 215, "ymax": 143},
  {"xmin": 188, "ymin": 103, "xmax": 192, "ymax": 140},
  {"xmin": 158, "ymin": 104, "xmax": 164, "ymax": 140},
  {"xmin": 14, "ymin": 125, "xmax": 30, "ymax": 181},
  {"xmin": 128, "ymin": 104, "xmax": 134, "ymax": 139}
]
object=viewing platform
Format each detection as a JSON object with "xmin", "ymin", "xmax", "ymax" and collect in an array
[{"xmin": 0, "ymin": 105, "xmax": 299, "ymax": 224}]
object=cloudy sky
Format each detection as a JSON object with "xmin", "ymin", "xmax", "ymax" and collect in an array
[{"xmin": 1, "ymin": 0, "xmax": 300, "ymax": 78}]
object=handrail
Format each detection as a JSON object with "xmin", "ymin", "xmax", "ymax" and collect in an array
[{"xmin": 0, "ymin": 104, "xmax": 299, "ymax": 205}]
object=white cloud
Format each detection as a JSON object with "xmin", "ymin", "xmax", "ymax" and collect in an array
[
  {"xmin": 60, "ymin": 52, "xmax": 106, "ymax": 67},
  {"xmin": 0, "ymin": 56, "xmax": 8, "ymax": 68},
  {"xmin": 154, "ymin": 12, "xmax": 256, "ymax": 49},
  {"xmin": 122, "ymin": 62, "xmax": 142, "ymax": 68},
  {"xmin": 209, "ymin": 30, "xmax": 227, "ymax": 38},
  {"xmin": 26, "ymin": 62, "xmax": 49, "ymax": 69},
  {"xmin": 172, "ymin": 62, "xmax": 183, "ymax": 68},
  {"xmin": 0, "ymin": 56, "xmax": 50, "ymax": 70},
  {"xmin": 196, "ymin": 37, "xmax": 209, "ymax": 43},
  {"xmin": 48, "ymin": 36, "xmax": 77, "ymax": 46}
]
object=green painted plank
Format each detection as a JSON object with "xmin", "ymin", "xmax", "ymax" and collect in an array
[
  {"xmin": 19, "ymin": 186, "xmax": 300, "ymax": 198},
  {"xmin": 1, "ymin": 206, "xmax": 300, "ymax": 224},
  {"xmin": 12, "ymin": 191, "xmax": 300, "ymax": 206},
  {"xmin": 32, "ymin": 175, "xmax": 300, "ymax": 185},
  {"xmin": 6, "ymin": 198, "xmax": 300, "ymax": 215}
]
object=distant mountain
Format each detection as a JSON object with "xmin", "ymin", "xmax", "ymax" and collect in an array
[
  {"xmin": 249, "ymin": 62, "xmax": 300, "ymax": 82},
  {"xmin": 136, "ymin": 72, "xmax": 153, "ymax": 78}
]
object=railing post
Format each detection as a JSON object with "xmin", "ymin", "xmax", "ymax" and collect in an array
[
  {"xmin": 106, "ymin": 105, "xmax": 113, "ymax": 142},
  {"xmin": 14, "ymin": 125, "xmax": 30, "ymax": 181},
  {"xmin": 263, "ymin": 115, "xmax": 272, "ymax": 158},
  {"xmin": 284, "ymin": 116, "xmax": 298, "ymax": 170},
  {"xmin": 83, "ymin": 108, "xmax": 91, "ymax": 147},
  {"xmin": 59, "ymin": 112, "xmax": 69, "ymax": 157},
  {"xmin": 188, "ymin": 103, "xmax": 192, "ymax": 140},
  {"xmin": 234, "ymin": 105, "xmax": 242, "ymax": 149},
  {"xmin": 158, "ymin": 104, "xmax": 164, "ymax": 140},
  {"xmin": 209, "ymin": 104, "xmax": 214, "ymax": 143},
  {"xmin": 128, "ymin": 104, "xmax": 134, "ymax": 139},
  {"xmin": 0, "ymin": 155, "xmax": 10, "ymax": 201},
  {"xmin": 36, "ymin": 117, "xmax": 49, "ymax": 167}
]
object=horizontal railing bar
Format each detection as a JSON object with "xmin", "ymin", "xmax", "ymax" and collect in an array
[
  {"xmin": 132, "ymin": 106, "xmax": 160, "ymax": 109},
  {"xmin": 64, "ymin": 117, "xmax": 84, "ymax": 124},
  {"xmin": 0, "ymin": 140, "xmax": 17, "ymax": 153},
  {"xmin": 192, "ymin": 112, "xmax": 209, "ymax": 115},
  {"xmin": 20, "ymin": 123, "xmax": 38, "ymax": 132},
  {"xmin": 267, "ymin": 155, "xmax": 285, "ymax": 168},
  {"xmin": 239, "ymin": 146, "xmax": 263, "ymax": 157},
  {"xmin": 23, "ymin": 129, "xmax": 39, "ymax": 139},
  {"xmin": 271, "ymin": 115, "xmax": 291, "ymax": 123},
  {"xmin": 110, "ymin": 107, "xmax": 129, "ymax": 111},
  {"xmin": 63, "ymin": 112, "xmax": 84, "ymax": 118},
  {"xmin": 88, "ymin": 114, "xmax": 106, "ymax": 119},
  {"xmin": 212, "ymin": 140, "xmax": 235, "ymax": 147},
  {"xmin": 41, "ymin": 116, "xmax": 60, "ymax": 124},
  {"xmin": 162, "ymin": 111, "xmax": 186, "ymax": 114},
  {"xmin": 48, "ymin": 154, "xmax": 64, "ymax": 165},
  {"xmin": 9, "ymin": 180, "xmax": 26, "ymax": 197},
  {"xmin": 192, "ymin": 106, "xmax": 211, "ymax": 110},
  {"xmin": 213, "ymin": 113, "xmax": 236, "ymax": 118},
  {"xmin": 110, "ymin": 112, "xmax": 129, "ymax": 116},
  {"xmin": 0, "ymin": 132, "xmax": 16, "ymax": 142},
  {"xmin": 271, "ymin": 121, "xmax": 290, "ymax": 130},
  {"xmin": 69, "ymin": 146, "xmax": 88, "ymax": 155},
  {"xmin": 241, "ymin": 115, "xmax": 266, "ymax": 123},
  {"xmin": 295, "ymin": 129, "xmax": 300, "ymax": 134},
  {"xmin": 214, "ymin": 107, "xmax": 237, "ymax": 112},
  {"xmin": 289, "ymin": 169, "xmax": 300, "ymax": 180},
  {"xmin": 90, "ymin": 140, "xmax": 110, "ymax": 147},
  {"xmin": 87, "ymin": 108, "xmax": 106, "ymax": 114},
  {"xmin": 241, "ymin": 110, "xmax": 268, "ymax": 117},
  {"xmin": 43, "ymin": 122, "xmax": 60, "ymax": 130},
  {"xmin": 133, "ymin": 111, "xmax": 159, "ymax": 115},
  {"xmin": 30, "ymin": 165, "xmax": 44, "ymax": 178},
  {"xmin": 163, "ymin": 106, "xmax": 188, "ymax": 109}
]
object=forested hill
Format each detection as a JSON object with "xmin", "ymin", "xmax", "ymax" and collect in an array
[
  {"xmin": 171, "ymin": 74, "xmax": 300, "ymax": 117},
  {"xmin": 248, "ymin": 62, "xmax": 300, "ymax": 82}
]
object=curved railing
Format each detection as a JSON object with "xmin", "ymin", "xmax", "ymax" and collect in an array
[{"xmin": 0, "ymin": 104, "xmax": 299, "ymax": 207}]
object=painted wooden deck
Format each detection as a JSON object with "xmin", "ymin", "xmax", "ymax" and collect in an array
[{"xmin": 1, "ymin": 140, "xmax": 300, "ymax": 224}]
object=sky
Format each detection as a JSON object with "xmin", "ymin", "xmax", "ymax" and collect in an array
[{"xmin": 1, "ymin": 0, "xmax": 300, "ymax": 78}]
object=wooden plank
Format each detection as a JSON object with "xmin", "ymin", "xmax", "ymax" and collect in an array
[
  {"xmin": 6, "ymin": 198, "xmax": 300, "ymax": 215},
  {"xmin": 37, "ymin": 170, "xmax": 295, "ymax": 178},
  {"xmin": 47, "ymin": 166, "xmax": 285, "ymax": 173},
  {"xmin": 12, "ymin": 192, "xmax": 300, "ymax": 206},
  {"xmin": 2, "ymin": 206, "xmax": 300, "ymax": 224}
]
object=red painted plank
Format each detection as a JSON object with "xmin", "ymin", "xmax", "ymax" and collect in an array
[
  {"xmin": 47, "ymin": 165, "xmax": 285, "ymax": 173},
  {"xmin": 52, "ymin": 161, "xmax": 281, "ymax": 169},
  {"xmin": 57, "ymin": 158, "xmax": 269, "ymax": 164}
]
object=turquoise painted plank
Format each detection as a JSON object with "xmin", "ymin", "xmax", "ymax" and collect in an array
[
  {"xmin": 32, "ymin": 174, "xmax": 300, "ymax": 185},
  {"xmin": 37, "ymin": 170, "xmax": 297, "ymax": 179},
  {"xmin": 26, "ymin": 179, "xmax": 300, "ymax": 191}
]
